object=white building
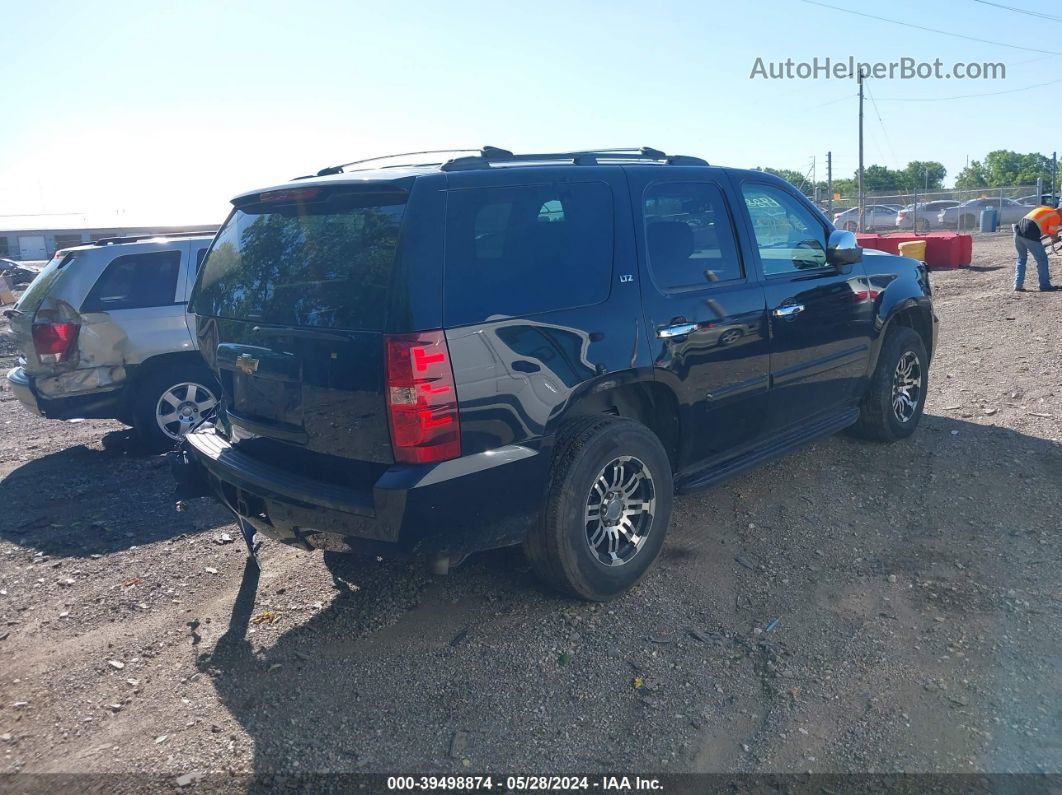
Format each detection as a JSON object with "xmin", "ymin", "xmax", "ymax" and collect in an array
[{"xmin": 0, "ymin": 218, "xmax": 219, "ymax": 260}]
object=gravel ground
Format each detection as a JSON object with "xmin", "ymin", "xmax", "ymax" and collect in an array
[{"xmin": 0, "ymin": 232, "xmax": 1059, "ymax": 779}]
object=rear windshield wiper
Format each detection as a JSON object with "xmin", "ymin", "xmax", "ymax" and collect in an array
[
  {"xmin": 2, "ymin": 308, "xmax": 23, "ymax": 319},
  {"xmin": 252, "ymin": 325, "xmax": 350, "ymax": 342}
]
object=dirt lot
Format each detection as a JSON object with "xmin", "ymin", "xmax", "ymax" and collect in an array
[{"xmin": 0, "ymin": 232, "xmax": 1059, "ymax": 780}]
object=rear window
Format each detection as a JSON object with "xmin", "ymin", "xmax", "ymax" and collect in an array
[
  {"xmin": 13, "ymin": 251, "xmax": 75, "ymax": 315},
  {"xmin": 192, "ymin": 189, "xmax": 406, "ymax": 330},
  {"xmin": 443, "ymin": 182, "xmax": 613, "ymax": 326}
]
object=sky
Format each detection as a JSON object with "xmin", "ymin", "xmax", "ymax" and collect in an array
[{"xmin": 3, "ymin": 0, "xmax": 1061, "ymax": 227}]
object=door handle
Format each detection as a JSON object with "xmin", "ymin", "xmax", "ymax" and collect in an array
[
  {"xmin": 657, "ymin": 322, "xmax": 698, "ymax": 339},
  {"xmin": 772, "ymin": 304, "xmax": 805, "ymax": 318}
]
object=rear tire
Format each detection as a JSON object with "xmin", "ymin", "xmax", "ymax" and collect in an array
[
  {"xmin": 132, "ymin": 364, "xmax": 220, "ymax": 453},
  {"xmin": 849, "ymin": 326, "xmax": 928, "ymax": 443},
  {"xmin": 524, "ymin": 416, "xmax": 673, "ymax": 601}
]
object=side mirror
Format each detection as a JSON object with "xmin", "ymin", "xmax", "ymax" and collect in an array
[{"xmin": 827, "ymin": 229, "xmax": 862, "ymax": 266}]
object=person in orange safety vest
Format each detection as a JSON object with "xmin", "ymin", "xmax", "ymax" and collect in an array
[{"xmin": 1013, "ymin": 205, "xmax": 1060, "ymax": 292}]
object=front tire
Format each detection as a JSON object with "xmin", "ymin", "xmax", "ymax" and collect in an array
[
  {"xmin": 525, "ymin": 417, "xmax": 673, "ymax": 601},
  {"xmin": 132, "ymin": 365, "xmax": 220, "ymax": 453},
  {"xmin": 849, "ymin": 326, "xmax": 928, "ymax": 442}
]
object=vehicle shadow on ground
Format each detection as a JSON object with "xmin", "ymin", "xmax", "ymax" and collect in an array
[
  {"xmin": 0, "ymin": 442, "xmax": 230, "ymax": 557},
  {"xmin": 195, "ymin": 414, "xmax": 1062, "ymax": 774},
  {"xmin": 198, "ymin": 545, "xmax": 560, "ymax": 772}
]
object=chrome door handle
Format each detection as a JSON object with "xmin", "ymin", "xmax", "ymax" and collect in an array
[
  {"xmin": 772, "ymin": 304, "xmax": 805, "ymax": 318},
  {"xmin": 657, "ymin": 322, "xmax": 698, "ymax": 338}
]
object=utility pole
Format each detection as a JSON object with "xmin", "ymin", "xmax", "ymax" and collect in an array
[
  {"xmin": 827, "ymin": 151, "xmax": 833, "ymax": 216},
  {"xmin": 858, "ymin": 71, "xmax": 865, "ymax": 233},
  {"xmin": 1053, "ymin": 151, "xmax": 1057, "ymax": 199}
]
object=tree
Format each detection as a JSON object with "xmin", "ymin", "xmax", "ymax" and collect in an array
[
  {"xmin": 900, "ymin": 161, "xmax": 946, "ymax": 191},
  {"xmin": 753, "ymin": 166, "xmax": 811, "ymax": 190},
  {"xmin": 956, "ymin": 150, "xmax": 1053, "ymax": 188},
  {"xmin": 955, "ymin": 161, "xmax": 988, "ymax": 189},
  {"xmin": 861, "ymin": 164, "xmax": 900, "ymax": 192}
]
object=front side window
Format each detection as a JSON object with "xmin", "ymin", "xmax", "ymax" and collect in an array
[
  {"xmin": 444, "ymin": 182, "xmax": 613, "ymax": 326},
  {"xmin": 741, "ymin": 184, "xmax": 827, "ymax": 276},
  {"xmin": 643, "ymin": 182, "xmax": 742, "ymax": 291},
  {"xmin": 81, "ymin": 251, "xmax": 181, "ymax": 312}
]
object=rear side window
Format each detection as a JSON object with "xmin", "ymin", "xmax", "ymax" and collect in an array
[
  {"xmin": 192, "ymin": 190, "xmax": 405, "ymax": 330},
  {"xmin": 643, "ymin": 182, "xmax": 742, "ymax": 291},
  {"xmin": 81, "ymin": 251, "xmax": 181, "ymax": 312},
  {"xmin": 444, "ymin": 182, "xmax": 613, "ymax": 326}
]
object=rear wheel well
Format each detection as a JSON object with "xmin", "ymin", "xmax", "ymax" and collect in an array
[
  {"xmin": 120, "ymin": 352, "xmax": 216, "ymax": 424},
  {"xmin": 563, "ymin": 381, "xmax": 680, "ymax": 471},
  {"xmin": 887, "ymin": 307, "xmax": 933, "ymax": 361}
]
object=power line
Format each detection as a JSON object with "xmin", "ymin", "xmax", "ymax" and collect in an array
[
  {"xmin": 876, "ymin": 74, "xmax": 1062, "ymax": 101},
  {"xmin": 805, "ymin": 92, "xmax": 856, "ymax": 110},
  {"xmin": 864, "ymin": 80, "xmax": 899, "ymax": 167},
  {"xmin": 972, "ymin": 0, "xmax": 1062, "ymax": 22},
  {"xmin": 801, "ymin": 0, "xmax": 1062, "ymax": 54}
]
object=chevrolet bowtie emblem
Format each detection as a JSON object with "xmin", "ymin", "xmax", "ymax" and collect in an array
[{"xmin": 235, "ymin": 354, "xmax": 260, "ymax": 375}]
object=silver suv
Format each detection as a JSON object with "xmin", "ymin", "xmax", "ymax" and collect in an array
[{"xmin": 4, "ymin": 233, "xmax": 219, "ymax": 451}]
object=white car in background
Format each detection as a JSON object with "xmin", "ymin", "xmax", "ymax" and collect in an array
[{"xmin": 832, "ymin": 204, "xmax": 899, "ymax": 231}]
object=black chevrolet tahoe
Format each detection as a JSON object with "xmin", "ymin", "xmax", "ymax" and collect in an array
[{"xmin": 177, "ymin": 146, "xmax": 938, "ymax": 601}]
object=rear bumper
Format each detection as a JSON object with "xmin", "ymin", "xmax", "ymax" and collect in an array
[
  {"xmin": 5, "ymin": 366, "xmax": 124, "ymax": 420},
  {"xmin": 181, "ymin": 427, "xmax": 549, "ymax": 560},
  {"xmin": 6, "ymin": 367, "xmax": 41, "ymax": 416}
]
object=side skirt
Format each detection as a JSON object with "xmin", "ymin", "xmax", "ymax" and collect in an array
[{"xmin": 675, "ymin": 408, "xmax": 860, "ymax": 494}]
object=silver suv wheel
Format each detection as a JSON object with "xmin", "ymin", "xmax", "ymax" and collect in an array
[{"xmin": 156, "ymin": 382, "xmax": 217, "ymax": 440}]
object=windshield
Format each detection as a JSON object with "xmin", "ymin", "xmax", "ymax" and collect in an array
[{"xmin": 191, "ymin": 189, "xmax": 406, "ymax": 330}]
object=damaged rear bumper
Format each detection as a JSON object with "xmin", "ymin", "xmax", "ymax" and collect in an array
[
  {"xmin": 5, "ymin": 366, "xmax": 125, "ymax": 420},
  {"xmin": 6, "ymin": 367, "xmax": 41, "ymax": 416}
]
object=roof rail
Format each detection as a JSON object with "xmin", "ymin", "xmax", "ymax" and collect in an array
[
  {"xmin": 297, "ymin": 146, "xmax": 709, "ymax": 179},
  {"xmin": 440, "ymin": 147, "xmax": 709, "ymax": 171},
  {"xmin": 307, "ymin": 148, "xmax": 486, "ymax": 178},
  {"xmin": 92, "ymin": 231, "xmax": 216, "ymax": 246}
]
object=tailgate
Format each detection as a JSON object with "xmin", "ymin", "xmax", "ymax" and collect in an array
[
  {"xmin": 211, "ymin": 319, "xmax": 393, "ymax": 464},
  {"xmin": 191, "ymin": 182, "xmax": 410, "ymax": 467}
]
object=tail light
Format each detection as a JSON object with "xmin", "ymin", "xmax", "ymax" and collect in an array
[
  {"xmin": 32, "ymin": 323, "xmax": 80, "ymax": 364},
  {"xmin": 385, "ymin": 330, "xmax": 460, "ymax": 464}
]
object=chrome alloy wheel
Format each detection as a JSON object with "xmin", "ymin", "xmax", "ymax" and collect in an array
[
  {"xmin": 891, "ymin": 351, "xmax": 922, "ymax": 423},
  {"xmin": 585, "ymin": 456, "xmax": 656, "ymax": 567},
  {"xmin": 156, "ymin": 382, "xmax": 217, "ymax": 440}
]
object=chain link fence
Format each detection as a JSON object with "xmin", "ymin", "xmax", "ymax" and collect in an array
[{"xmin": 812, "ymin": 185, "xmax": 1054, "ymax": 234}]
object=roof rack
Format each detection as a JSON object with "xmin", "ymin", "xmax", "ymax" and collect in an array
[
  {"xmin": 305, "ymin": 149, "xmax": 484, "ymax": 178},
  {"xmin": 296, "ymin": 146, "xmax": 708, "ymax": 179},
  {"xmin": 440, "ymin": 147, "xmax": 709, "ymax": 171},
  {"xmin": 93, "ymin": 231, "xmax": 216, "ymax": 246}
]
